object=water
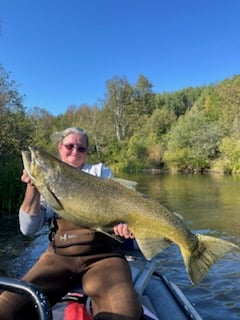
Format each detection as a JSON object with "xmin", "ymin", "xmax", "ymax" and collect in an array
[
  {"xmin": 123, "ymin": 173, "xmax": 240, "ymax": 320},
  {"xmin": 0, "ymin": 173, "xmax": 240, "ymax": 319}
]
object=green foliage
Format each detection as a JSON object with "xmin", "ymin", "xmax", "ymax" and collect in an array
[
  {"xmin": 29, "ymin": 107, "xmax": 54, "ymax": 142},
  {"xmin": 0, "ymin": 65, "xmax": 34, "ymax": 157},
  {"xmin": 0, "ymin": 108, "xmax": 33, "ymax": 156},
  {"xmin": 0, "ymin": 65, "xmax": 34, "ymax": 216},
  {"xmin": 154, "ymin": 86, "xmax": 204, "ymax": 117},
  {"xmin": 104, "ymin": 76, "xmax": 133, "ymax": 142},
  {"xmin": 215, "ymin": 136, "xmax": 240, "ymax": 173},
  {"xmin": 0, "ymin": 156, "xmax": 25, "ymax": 215},
  {"xmin": 104, "ymin": 75, "xmax": 156, "ymax": 141},
  {"xmin": 1, "ymin": 65, "xmax": 240, "ymax": 215},
  {"xmin": 146, "ymin": 107, "xmax": 176, "ymax": 136},
  {"xmin": 164, "ymin": 110, "xmax": 224, "ymax": 171},
  {"xmin": 203, "ymin": 92, "xmax": 223, "ymax": 121}
]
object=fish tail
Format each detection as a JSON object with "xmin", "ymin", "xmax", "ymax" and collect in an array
[{"xmin": 181, "ymin": 234, "xmax": 239, "ymax": 285}]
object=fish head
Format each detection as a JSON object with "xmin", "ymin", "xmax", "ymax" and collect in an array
[
  {"xmin": 21, "ymin": 146, "xmax": 66, "ymax": 211},
  {"xmin": 22, "ymin": 146, "xmax": 59, "ymax": 185}
]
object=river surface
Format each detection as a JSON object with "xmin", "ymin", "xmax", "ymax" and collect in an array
[{"xmin": 0, "ymin": 173, "xmax": 240, "ymax": 319}]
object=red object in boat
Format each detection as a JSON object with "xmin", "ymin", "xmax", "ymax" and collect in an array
[{"xmin": 64, "ymin": 301, "xmax": 93, "ymax": 320}]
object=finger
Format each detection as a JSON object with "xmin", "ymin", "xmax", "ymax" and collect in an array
[
  {"xmin": 113, "ymin": 223, "xmax": 135, "ymax": 239},
  {"xmin": 120, "ymin": 224, "xmax": 133, "ymax": 239},
  {"xmin": 121, "ymin": 224, "xmax": 130, "ymax": 237},
  {"xmin": 21, "ymin": 172, "xmax": 30, "ymax": 183},
  {"xmin": 113, "ymin": 223, "xmax": 125, "ymax": 236},
  {"xmin": 117, "ymin": 224, "xmax": 125, "ymax": 237},
  {"xmin": 129, "ymin": 232, "xmax": 135, "ymax": 239},
  {"xmin": 113, "ymin": 225, "xmax": 119, "ymax": 235}
]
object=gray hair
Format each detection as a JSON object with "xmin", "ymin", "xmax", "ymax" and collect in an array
[{"xmin": 51, "ymin": 127, "xmax": 89, "ymax": 147}]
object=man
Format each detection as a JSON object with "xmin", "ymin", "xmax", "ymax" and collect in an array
[{"xmin": 0, "ymin": 127, "xmax": 142, "ymax": 320}]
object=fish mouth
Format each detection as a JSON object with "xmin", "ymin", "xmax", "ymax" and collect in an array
[
  {"xmin": 22, "ymin": 146, "xmax": 41, "ymax": 165},
  {"xmin": 21, "ymin": 149, "xmax": 32, "ymax": 172},
  {"xmin": 22, "ymin": 146, "xmax": 53, "ymax": 178},
  {"xmin": 21, "ymin": 146, "xmax": 41, "ymax": 177}
]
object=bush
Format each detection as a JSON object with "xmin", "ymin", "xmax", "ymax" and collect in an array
[{"xmin": 0, "ymin": 156, "xmax": 25, "ymax": 216}]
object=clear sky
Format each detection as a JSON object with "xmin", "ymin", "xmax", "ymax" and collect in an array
[{"xmin": 1, "ymin": 0, "xmax": 240, "ymax": 116}]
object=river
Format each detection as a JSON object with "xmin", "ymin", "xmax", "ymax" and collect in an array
[{"xmin": 0, "ymin": 173, "xmax": 239, "ymax": 319}]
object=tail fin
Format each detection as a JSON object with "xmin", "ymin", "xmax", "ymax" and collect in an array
[{"xmin": 181, "ymin": 234, "xmax": 239, "ymax": 285}]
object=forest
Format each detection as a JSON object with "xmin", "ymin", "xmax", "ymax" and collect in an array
[{"xmin": 1, "ymin": 63, "xmax": 240, "ymax": 215}]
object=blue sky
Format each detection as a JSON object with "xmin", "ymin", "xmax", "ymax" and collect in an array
[{"xmin": 1, "ymin": 0, "xmax": 240, "ymax": 116}]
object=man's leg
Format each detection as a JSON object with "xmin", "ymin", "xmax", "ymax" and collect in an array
[
  {"xmin": 0, "ymin": 248, "xmax": 79, "ymax": 319},
  {"xmin": 82, "ymin": 257, "xmax": 142, "ymax": 320}
]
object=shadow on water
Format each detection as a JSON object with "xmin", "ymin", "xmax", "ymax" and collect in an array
[{"xmin": 1, "ymin": 173, "xmax": 240, "ymax": 319}]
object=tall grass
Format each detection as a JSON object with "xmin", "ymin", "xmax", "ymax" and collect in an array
[{"xmin": 0, "ymin": 156, "xmax": 25, "ymax": 217}]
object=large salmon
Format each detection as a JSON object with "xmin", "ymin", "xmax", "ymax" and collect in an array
[{"xmin": 21, "ymin": 146, "xmax": 239, "ymax": 284}]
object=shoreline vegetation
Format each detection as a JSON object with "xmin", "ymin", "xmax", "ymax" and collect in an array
[
  {"xmin": 0, "ymin": 164, "xmax": 239, "ymax": 218},
  {"xmin": 1, "ymin": 64, "xmax": 240, "ymax": 215},
  {"xmin": 142, "ymin": 168, "xmax": 240, "ymax": 175}
]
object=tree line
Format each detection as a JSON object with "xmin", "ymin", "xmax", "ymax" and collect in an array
[{"xmin": 1, "ymin": 63, "xmax": 240, "ymax": 215}]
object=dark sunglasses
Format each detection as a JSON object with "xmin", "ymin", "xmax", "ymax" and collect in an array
[{"xmin": 62, "ymin": 144, "xmax": 87, "ymax": 153}]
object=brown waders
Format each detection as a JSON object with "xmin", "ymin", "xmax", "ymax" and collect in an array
[{"xmin": 0, "ymin": 220, "xmax": 142, "ymax": 320}]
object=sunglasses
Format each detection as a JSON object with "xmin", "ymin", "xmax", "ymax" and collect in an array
[{"xmin": 62, "ymin": 144, "xmax": 87, "ymax": 153}]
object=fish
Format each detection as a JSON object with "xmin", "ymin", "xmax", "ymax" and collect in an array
[{"xmin": 21, "ymin": 146, "xmax": 239, "ymax": 285}]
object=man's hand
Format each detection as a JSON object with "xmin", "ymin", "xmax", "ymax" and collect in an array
[
  {"xmin": 20, "ymin": 170, "xmax": 40, "ymax": 214},
  {"xmin": 113, "ymin": 223, "xmax": 135, "ymax": 239},
  {"xmin": 21, "ymin": 170, "xmax": 37, "ymax": 188},
  {"xmin": 21, "ymin": 170, "xmax": 33, "ymax": 184}
]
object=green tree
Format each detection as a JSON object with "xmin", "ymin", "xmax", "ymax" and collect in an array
[
  {"xmin": 132, "ymin": 74, "xmax": 155, "ymax": 116},
  {"xmin": 29, "ymin": 106, "xmax": 55, "ymax": 152},
  {"xmin": 155, "ymin": 87, "xmax": 204, "ymax": 117},
  {"xmin": 146, "ymin": 106, "xmax": 176, "ymax": 136},
  {"xmin": 126, "ymin": 75, "xmax": 155, "ymax": 136},
  {"xmin": 164, "ymin": 109, "xmax": 223, "ymax": 171},
  {"xmin": 0, "ymin": 65, "xmax": 34, "ymax": 215},
  {"xmin": 217, "ymin": 136, "xmax": 240, "ymax": 173},
  {"xmin": 0, "ymin": 65, "xmax": 33, "ymax": 157},
  {"xmin": 104, "ymin": 76, "xmax": 134, "ymax": 142}
]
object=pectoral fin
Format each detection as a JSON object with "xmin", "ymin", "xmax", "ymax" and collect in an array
[{"xmin": 96, "ymin": 227, "xmax": 124, "ymax": 243}]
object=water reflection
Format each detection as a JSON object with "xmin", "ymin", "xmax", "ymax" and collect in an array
[{"xmin": 124, "ymin": 173, "xmax": 240, "ymax": 237}]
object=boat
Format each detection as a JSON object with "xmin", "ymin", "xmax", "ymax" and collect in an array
[{"xmin": 0, "ymin": 252, "xmax": 203, "ymax": 320}]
